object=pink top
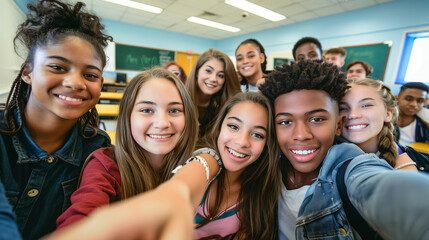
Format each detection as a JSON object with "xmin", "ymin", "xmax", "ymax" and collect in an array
[{"xmin": 194, "ymin": 186, "xmax": 240, "ymax": 239}]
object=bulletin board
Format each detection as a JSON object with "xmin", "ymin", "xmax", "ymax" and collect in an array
[
  {"xmin": 341, "ymin": 42, "xmax": 391, "ymax": 81},
  {"xmin": 115, "ymin": 43, "xmax": 175, "ymax": 71}
]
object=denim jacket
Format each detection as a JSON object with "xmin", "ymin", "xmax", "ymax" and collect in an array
[
  {"xmin": 293, "ymin": 143, "xmax": 429, "ymax": 240},
  {"xmin": 0, "ymin": 110, "xmax": 111, "ymax": 240},
  {"xmin": 0, "ymin": 180, "xmax": 21, "ymax": 240}
]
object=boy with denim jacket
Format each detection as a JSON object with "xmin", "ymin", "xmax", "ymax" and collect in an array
[{"xmin": 260, "ymin": 60, "xmax": 429, "ymax": 239}]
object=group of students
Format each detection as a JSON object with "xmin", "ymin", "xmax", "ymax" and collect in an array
[{"xmin": 1, "ymin": 0, "xmax": 429, "ymax": 240}]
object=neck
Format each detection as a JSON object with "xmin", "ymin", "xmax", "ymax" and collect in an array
[
  {"xmin": 24, "ymin": 107, "xmax": 77, "ymax": 155},
  {"xmin": 196, "ymin": 90, "xmax": 211, "ymax": 107},
  {"xmin": 246, "ymin": 71, "xmax": 263, "ymax": 87},
  {"xmin": 398, "ymin": 113, "xmax": 415, "ymax": 127},
  {"xmin": 283, "ymin": 163, "xmax": 319, "ymax": 190},
  {"xmin": 357, "ymin": 137, "xmax": 379, "ymax": 154},
  {"xmin": 147, "ymin": 154, "xmax": 167, "ymax": 173}
]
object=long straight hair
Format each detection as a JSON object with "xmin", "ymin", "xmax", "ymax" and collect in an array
[
  {"xmin": 185, "ymin": 48, "xmax": 240, "ymax": 136},
  {"xmin": 346, "ymin": 78, "xmax": 398, "ymax": 166},
  {"xmin": 200, "ymin": 92, "xmax": 280, "ymax": 239},
  {"xmin": 114, "ymin": 68, "xmax": 198, "ymax": 199}
]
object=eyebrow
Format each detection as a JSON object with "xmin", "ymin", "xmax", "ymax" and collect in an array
[
  {"xmin": 227, "ymin": 116, "xmax": 267, "ymax": 131},
  {"xmin": 135, "ymin": 101, "xmax": 183, "ymax": 106},
  {"xmin": 275, "ymin": 108, "xmax": 328, "ymax": 118},
  {"xmin": 47, "ymin": 55, "xmax": 102, "ymax": 72},
  {"xmin": 359, "ymin": 98, "xmax": 375, "ymax": 102}
]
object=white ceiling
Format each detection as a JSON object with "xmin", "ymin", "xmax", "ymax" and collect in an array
[{"xmin": 76, "ymin": 0, "xmax": 394, "ymax": 40}]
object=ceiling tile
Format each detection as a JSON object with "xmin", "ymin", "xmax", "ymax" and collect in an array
[
  {"xmin": 277, "ymin": 3, "xmax": 307, "ymax": 16},
  {"xmin": 300, "ymin": 0, "xmax": 335, "ymax": 10},
  {"xmin": 258, "ymin": 0, "xmax": 296, "ymax": 9},
  {"xmin": 314, "ymin": 4, "xmax": 346, "ymax": 17},
  {"xmin": 288, "ymin": 11, "xmax": 319, "ymax": 22},
  {"xmin": 340, "ymin": 0, "xmax": 377, "ymax": 11},
  {"xmin": 375, "ymin": 0, "xmax": 394, "ymax": 3}
]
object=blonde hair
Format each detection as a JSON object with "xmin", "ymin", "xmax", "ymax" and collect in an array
[
  {"xmin": 347, "ymin": 78, "xmax": 398, "ymax": 166},
  {"xmin": 185, "ymin": 48, "xmax": 241, "ymax": 136},
  {"xmin": 114, "ymin": 68, "xmax": 198, "ymax": 199}
]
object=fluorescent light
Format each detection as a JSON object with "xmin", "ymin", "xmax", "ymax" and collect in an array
[
  {"xmin": 104, "ymin": 0, "xmax": 162, "ymax": 14},
  {"xmin": 187, "ymin": 17, "xmax": 240, "ymax": 32},
  {"xmin": 225, "ymin": 0, "xmax": 286, "ymax": 22}
]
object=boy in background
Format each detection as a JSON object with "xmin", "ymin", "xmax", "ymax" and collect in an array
[
  {"xmin": 324, "ymin": 47, "xmax": 346, "ymax": 67},
  {"xmin": 396, "ymin": 82, "xmax": 429, "ymax": 145},
  {"xmin": 292, "ymin": 37, "xmax": 322, "ymax": 62}
]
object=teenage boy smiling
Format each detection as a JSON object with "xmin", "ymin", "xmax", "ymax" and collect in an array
[{"xmin": 260, "ymin": 60, "xmax": 429, "ymax": 240}]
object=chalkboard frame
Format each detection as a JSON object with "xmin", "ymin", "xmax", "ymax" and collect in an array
[
  {"xmin": 115, "ymin": 43, "xmax": 176, "ymax": 71},
  {"xmin": 340, "ymin": 42, "xmax": 391, "ymax": 81}
]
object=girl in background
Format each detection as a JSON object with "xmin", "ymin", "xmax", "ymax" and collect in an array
[
  {"xmin": 195, "ymin": 92, "xmax": 280, "ymax": 239},
  {"xmin": 235, "ymin": 39, "xmax": 267, "ymax": 92},
  {"xmin": 0, "ymin": 0, "xmax": 112, "ymax": 238},
  {"xmin": 163, "ymin": 60, "xmax": 187, "ymax": 83},
  {"xmin": 186, "ymin": 48, "xmax": 240, "ymax": 138},
  {"xmin": 56, "ymin": 68, "xmax": 210, "ymax": 228},
  {"xmin": 340, "ymin": 78, "xmax": 428, "ymax": 172}
]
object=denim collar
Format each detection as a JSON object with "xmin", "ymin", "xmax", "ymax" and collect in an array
[{"xmin": 10, "ymin": 110, "xmax": 83, "ymax": 166}]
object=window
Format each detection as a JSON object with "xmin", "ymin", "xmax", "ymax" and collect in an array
[{"xmin": 396, "ymin": 30, "xmax": 429, "ymax": 84}]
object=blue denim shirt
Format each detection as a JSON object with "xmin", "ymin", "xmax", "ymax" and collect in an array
[
  {"xmin": 0, "ymin": 110, "xmax": 111, "ymax": 240},
  {"xmin": 283, "ymin": 143, "xmax": 429, "ymax": 240},
  {"xmin": 0, "ymin": 180, "xmax": 21, "ymax": 240}
]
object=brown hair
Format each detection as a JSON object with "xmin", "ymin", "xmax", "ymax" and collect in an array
[
  {"xmin": 163, "ymin": 61, "xmax": 187, "ymax": 83},
  {"xmin": 326, "ymin": 47, "xmax": 347, "ymax": 57},
  {"xmin": 185, "ymin": 48, "xmax": 240, "ymax": 137},
  {"xmin": 2, "ymin": 0, "xmax": 112, "ymax": 136},
  {"xmin": 114, "ymin": 68, "xmax": 198, "ymax": 199},
  {"xmin": 346, "ymin": 60, "xmax": 373, "ymax": 77},
  {"xmin": 199, "ymin": 92, "xmax": 280, "ymax": 239},
  {"xmin": 346, "ymin": 78, "xmax": 398, "ymax": 167}
]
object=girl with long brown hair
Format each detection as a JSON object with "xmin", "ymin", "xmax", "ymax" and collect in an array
[
  {"xmin": 195, "ymin": 92, "xmax": 280, "ymax": 239},
  {"xmin": 186, "ymin": 48, "xmax": 241, "ymax": 138},
  {"xmin": 56, "ymin": 68, "xmax": 206, "ymax": 228}
]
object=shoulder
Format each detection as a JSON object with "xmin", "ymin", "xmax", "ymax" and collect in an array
[{"xmin": 86, "ymin": 147, "xmax": 117, "ymax": 171}]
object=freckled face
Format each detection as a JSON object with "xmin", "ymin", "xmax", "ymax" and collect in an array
[{"xmin": 217, "ymin": 101, "xmax": 268, "ymax": 175}]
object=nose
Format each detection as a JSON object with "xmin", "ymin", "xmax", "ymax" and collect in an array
[
  {"xmin": 63, "ymin": 72, "xmax": 86, "ymax": 90},
  {"xmin": 292, "ymin": 121, "xmax": 312, "ymax": 141},
  {"xmin": 235, "ymin": 131, "xmax": 250, "ymax": 148},
  {"xmin": 347, "ymin": 106, "xmax": 362, "ymax": 119},
  {"xmin": 153, "ymin": 111, "xmax": 170, "ymax": 129}
]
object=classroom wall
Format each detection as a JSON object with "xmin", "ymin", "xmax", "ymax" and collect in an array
[
  {"xmin": 0, "ymin": 0, "xmax": 26, "ymax": 101},
  {"xmin": 215, "ymin": 0, "xmax": 429, "ymax": 94}
]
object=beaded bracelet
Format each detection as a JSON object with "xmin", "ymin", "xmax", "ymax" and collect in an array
[{"xmin": 394, "ymin": 161, "xmax": 417, "ymax": 170}]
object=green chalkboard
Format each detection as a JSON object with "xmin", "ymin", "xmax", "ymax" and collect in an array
[
  {"xmin": 341, "ymin": 43, "xmax": 391, "ymax": 81},
  {"xmin": 115, "ymin": 44, "xmax": 175, "ymax": 71},
  {"xmin": 273, "ymin": 58, "xmax": 292, "ymax": 67}
]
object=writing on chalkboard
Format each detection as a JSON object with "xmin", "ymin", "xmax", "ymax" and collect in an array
[{"xmin": 116, "ymin": 44, "xmax": 175, "ymax": 71}]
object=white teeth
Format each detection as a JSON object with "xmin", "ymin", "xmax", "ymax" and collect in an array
[
  {"xmin": 58, "ymin": 95, "xmax": 83, "ymax": 102},
  {"xmin": 206, "ymin": 83, "xmax": 216, "ymax": 88},
  {"xmin": 149, "ymin": 134, "xmax": 172, "ymax": 139},
  {"xmin": 347, "ymin": 125, "xmax": 367, "ymax": 130},
  {"xmin": 228, "ymin": 148, "xmax": 246, "ymax": 158},
  {"xmin": 292, "ymin": 149, "xmax": 316, "ymax": 155}
]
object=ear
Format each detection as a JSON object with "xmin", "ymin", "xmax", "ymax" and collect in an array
[
  {"xmin": 339, "ymin": 60, "xmax": 345, "ymax": 67},
  {"xmin": 21, "ymin": 63, "xmax": 33, "ymax": 85},
  {"xmin": 259, "ymin": 52, "xmax": 266, "ymax": 64},
  {"xmin": 335, "ymin": 114, "xmax": 345, "ymax": 136},
  {"xmin": 384, "ymin": 109, "xmax": 393, "ymax": 123}
]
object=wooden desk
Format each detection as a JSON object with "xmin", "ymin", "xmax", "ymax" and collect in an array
[
  {"xmin": 100, "ymin": 92, "xmax": 123, "ymax": 100},
  {"xmin": 409, "ymin": 142, "xmax": 429, "ymax": 154},
  {"xmin": 96, "ymin": 104, "xmax": 119, "ymax": 117},
  {"xmin": 105, "ymin": 130, "xmax": 116, "ymax": 145}
]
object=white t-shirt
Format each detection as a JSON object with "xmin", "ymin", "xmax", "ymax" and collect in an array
[
  {"xmin": 399, "ymin": 108, "xmax": 429, "ymax": 145},
  {"xmin": 278, "ymin": 181, "xmax": 309, "ymax": 240},
  {"xmin": 240, "ymin": 84, "xmax": 259, "ymax": 92}
]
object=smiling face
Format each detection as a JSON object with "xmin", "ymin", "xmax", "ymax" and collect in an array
[
  {"xmin": 295, "ymin": 43, "xmax": 322, "ymax": 62},
  {"xmin": 347, "ymin": 63, "xmax": 366, "ymax": 79},
  {"xmin": 397, "ymin": 88, "xmax": 427, "ymax": 117},
  {"xmin": 197, "ymin": 58, "xmax": 225, "ymax": 97},
  {"xmin": 274, "ymin": 90, "xmax": 342, "ymax": 174},
  {"xmin": 22, "ymin": 36, "xmax": 103, "ymax": 122},
  {"xmin": 340, "ymin": 85, "xmax": 392, "ymax": 152},
  {"xmin": 130, "ymin": 77, "xmax": 185, "ymax": 170},
  {"xmin": 217, "ymin": 101, "xmax": 268, "ymax": 176},
  {"xmin": 235, "ymin": 43, "xmax": 265, "ymax": 79}
]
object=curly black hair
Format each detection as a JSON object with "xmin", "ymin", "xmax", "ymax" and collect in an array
[
  {"xmin": 259, "ymin": 60, "xmax": 349, "ymax": 104},
  {"xmin": 2, "ymin": 0, "xmax": 113, "ymax": 135},
  {"xmin": 292, "ymin": 37, "xmax": 322, "ymax": 60}
]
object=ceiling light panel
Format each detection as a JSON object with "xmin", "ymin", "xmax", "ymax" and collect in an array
[
  {"xmin": 187, "ymin": 17, "xmax": 240, "ymax": 32},
  {"xmin": 104, "ymin": 0, "xmax": 162, "ymax": 14},
  {"xmin": 225, "ymin": 0, "xmax": 286, "ymax": 22}
]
